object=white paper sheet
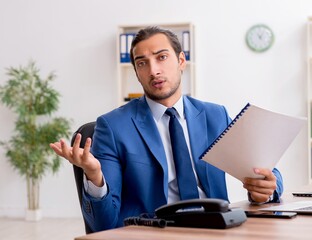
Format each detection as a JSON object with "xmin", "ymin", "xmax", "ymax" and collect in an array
[{"xmin": 201, "ymin": 103, "xmax": 306, "ymax": 181}]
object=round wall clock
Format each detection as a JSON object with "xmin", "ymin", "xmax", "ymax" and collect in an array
[{"xmin": 246, "ymin": 24, "xmax": 274, "ymax": 52}]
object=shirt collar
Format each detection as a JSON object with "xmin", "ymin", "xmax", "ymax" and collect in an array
[{"xmin": 145, "ymin": 96, "xmax": 184, "ymax": 121}]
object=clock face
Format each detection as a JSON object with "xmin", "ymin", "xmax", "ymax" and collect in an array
[{"xmin": 246, "ymin": 24, "xmax": 274, "ymax": 52}]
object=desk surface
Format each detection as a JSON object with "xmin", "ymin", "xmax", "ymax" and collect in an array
[{"xmin": 75, "ymin": 194, "xmax": 312, "ymax": 240}]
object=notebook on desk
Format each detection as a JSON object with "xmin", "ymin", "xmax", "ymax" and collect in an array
[{"xmin": 259, "ymin": 201, "xmax": 312, "ymax": 215}]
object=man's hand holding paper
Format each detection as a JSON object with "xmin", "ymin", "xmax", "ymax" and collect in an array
[{"xmin": 243, "ymin": 168, "xmax": 277, "ymax": 203}]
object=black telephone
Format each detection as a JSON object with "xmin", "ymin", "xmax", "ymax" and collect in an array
[{"xmin": 154, "ymin": 198, "xmax": 247, "ymax": 229}]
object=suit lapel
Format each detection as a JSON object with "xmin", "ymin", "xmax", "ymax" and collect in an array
[
  {"xmin": 184, "ymin": 97, "xmax": 210, "ymax": 194},
  {"xmin": 131, "ymin": 97, "xmax": 169, "ymax": 199},
  {"xmin": 184, "ymin": 97, "xmax": 208, "ymax": 161}
]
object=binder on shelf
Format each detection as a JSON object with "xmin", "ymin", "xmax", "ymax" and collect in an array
[
  {"xmin": 120, "ymin": 33, "xmax": 136, "ymax": 63},
  {"xmin": 120, "ymin": 34, "xmax": 127, "ymax": 63},
  {"xmin": 200, "ymin": 103, "xmax": 306, "ymax": 181},
  {"xmin": 182, "ymin": 31, "xmax": 190, "ymax": 61},
  {"xmin": 126, "ymin": 33, "xmax": 135, "ymax": 63}
]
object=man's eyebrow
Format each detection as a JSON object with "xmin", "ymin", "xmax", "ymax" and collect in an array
[
  {"xmin": 134, "ymin": 49, "xmax": 169, "ymax": 62},
  {"xmin": 153, "ymin": 49, "xmax": 169, "ymax": 55}
]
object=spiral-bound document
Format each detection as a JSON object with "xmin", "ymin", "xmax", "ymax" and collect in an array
[{"xmin": 201, "ymin": 103, "xmax": 306, "ymax": 181}]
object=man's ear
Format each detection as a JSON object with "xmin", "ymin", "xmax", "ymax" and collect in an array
[{"xmin": 178, "ymin": 51, "xmax": 187, "ymax": 71}]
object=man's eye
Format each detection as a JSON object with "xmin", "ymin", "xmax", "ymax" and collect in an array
[
  {"xmin": 159, "ymin": 55, "xmax": 168, "ymax": 61},
  {"xmin": 136, "ymin": 61, "xmax": 146, "ymax": 67}
]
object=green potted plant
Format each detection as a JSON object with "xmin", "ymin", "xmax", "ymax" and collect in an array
[{"xmin": 0, "ymin": 61, "xmax": 71, "ymax": 221}]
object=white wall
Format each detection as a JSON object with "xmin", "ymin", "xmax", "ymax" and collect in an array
[{"xmin": 0, "ymin": 0, "xmax": 311, "ymax": 218}]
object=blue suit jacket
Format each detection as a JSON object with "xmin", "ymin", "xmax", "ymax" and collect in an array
[{"xmin": 82, "ymin": 96, "xmax": 283, "ymax": 232}]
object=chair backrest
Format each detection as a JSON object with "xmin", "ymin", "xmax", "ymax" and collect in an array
[{"xmin": 71, "ymin": 121, "xmax": 96, "ymax": 234}]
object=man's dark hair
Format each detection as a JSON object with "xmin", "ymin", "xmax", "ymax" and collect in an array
[{"xmin": 130, "ymin": 26, "xmax": 182, "ymax": 67}]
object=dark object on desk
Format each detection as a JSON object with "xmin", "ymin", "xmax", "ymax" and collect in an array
[
  {"xmin": 245, "ymin": 211, "xmax": 297, "ymax": 219},
  {"xmin": 155, "ymin": 198, "xmax": 247, "ymax": 229},
  {"xmin": 71, "ymin": 121, "xmax": 96, "ymax": 234},
  {"xmin": 124, "ymin": 216, "xmax": 169, "ymax": 228},
  {"xmin": 292, "ymin": 192, "xmax": 312, "ymax": 197}
]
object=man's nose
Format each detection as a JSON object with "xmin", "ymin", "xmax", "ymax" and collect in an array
[{"xmin": 149, "ymin": 61, "xmax": 161, "ymax": 77}]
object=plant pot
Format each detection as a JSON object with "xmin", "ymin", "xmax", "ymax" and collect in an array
[{"xmin": 25, "ymin": 209, "xmax": 42, "ymax": 221}]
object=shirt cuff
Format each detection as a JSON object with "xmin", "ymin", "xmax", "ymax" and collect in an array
[
  {"xmin": 83, "ymin": 173, "xmax": 107, "ymax": 199},
  {"xmin": 248, "ymin": 192, "xmax": 274, "ymax": 205}
]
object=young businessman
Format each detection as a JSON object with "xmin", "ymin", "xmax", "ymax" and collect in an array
[{"xmin": 50, "ymin": 26, "xmax": 283, "ymax": 232}]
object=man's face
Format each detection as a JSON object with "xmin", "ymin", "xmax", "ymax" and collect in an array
[{"xmin": 132, "ymin": 33, "xmax": 186, "ymax": 107}]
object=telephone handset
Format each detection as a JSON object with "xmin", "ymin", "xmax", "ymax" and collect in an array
[
  {"xmin": 156, "ymin": 198, "xmax": 229, "ymax": 216},
  {"xmin": 155, "ymin": 198, "xmax": 247, "ymax": 229}
]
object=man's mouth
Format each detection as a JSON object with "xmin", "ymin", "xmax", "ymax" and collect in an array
[{"xmin": 152, "ymin": 79, "xmax": 165, "ymax": 89}]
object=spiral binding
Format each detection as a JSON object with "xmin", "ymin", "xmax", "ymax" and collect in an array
[{"xmin": 200, "ymin": 103, "xmax": 251, "ymax": 159}]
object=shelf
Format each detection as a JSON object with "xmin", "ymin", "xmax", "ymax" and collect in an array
[{"xmin": 120, "ymin": 61, "xmax": 194, "ymax": 68}]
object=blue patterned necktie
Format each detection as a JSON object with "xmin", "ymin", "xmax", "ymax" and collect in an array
[{"xmin": 165, "ymin": 108, "xmax": 199, "ymax": 200}]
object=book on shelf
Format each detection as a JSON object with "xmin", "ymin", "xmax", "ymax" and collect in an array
[
  {"xmin": 124, "ymin": 93, "xmax": 143, "ymax": 102},
  {"xmin": 120, "ymin": 33, "xmax": 136, "ymax": 63},
  {"xmin": 120, "ymin": 34, "xmax": 128, "ymax": 63},
  {"xmin": 182, "ymin": 31, "xmax": 190, "ymax": 61}
]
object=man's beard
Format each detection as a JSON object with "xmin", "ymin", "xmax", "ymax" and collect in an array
[{"xmin": 143, "ymin": 78, "xmax": 181, "ymax": 101}]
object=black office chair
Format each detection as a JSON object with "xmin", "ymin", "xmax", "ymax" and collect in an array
[{"xmin": 71, "ymin": 121, "xmax": 96, "ymax": 234}]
